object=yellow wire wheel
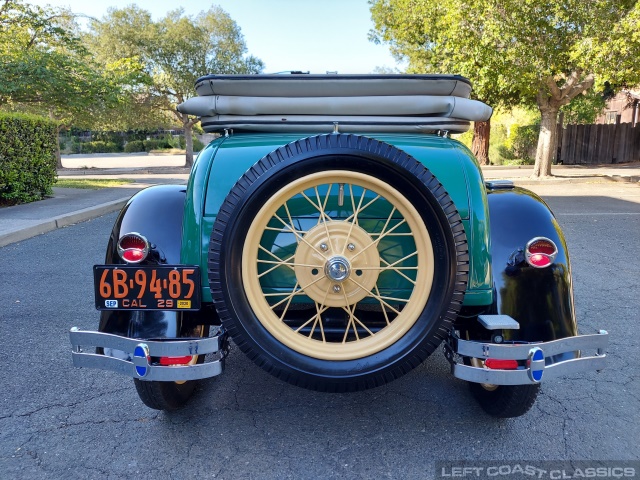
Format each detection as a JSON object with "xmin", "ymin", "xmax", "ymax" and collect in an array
[
  {"xmin": 242, "ymin": 171, "xmax": 435, "ymax": 361},
  {"xmin": 208, "ymin": 133, "xmax": 469, "ymax": 392}
]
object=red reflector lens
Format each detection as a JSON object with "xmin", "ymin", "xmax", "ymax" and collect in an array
[
  {"xmin": 485, "ymin": 359, "xmax": 519, "ymax": 370},
  {"xmin": 525, "ymin": 237, "xmax": 557, "ymax": 268},
  {"xmin": 117, "ymin": 233, "xmax": 150, "ymax": 264},
  {"xmin": 159, "ymin": 356, "xmax": 193, "ymax": 366},
  {"xmin": 528, "ymin": 240, "xmax": 556, "ymax": 255},
  {"xmin": 527, "ymin": 253, "xmax": 552, "ymax": 268},
  {"xmin": 119, "ymin": 235, "xmax": 147, "ymax": 250},
  {"xmin": 122, "ymin": 249, "xmax": 144, "ymax": 262}
]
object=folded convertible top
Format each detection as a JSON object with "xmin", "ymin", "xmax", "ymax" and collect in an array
[{"xmin": 177, "ymin": 74, "xmax": 492, "ymax": 134}]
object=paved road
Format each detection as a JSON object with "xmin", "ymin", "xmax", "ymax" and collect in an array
[{"xmin": 0, "ymin": 182, "xmax": 638, "ymax": 479}]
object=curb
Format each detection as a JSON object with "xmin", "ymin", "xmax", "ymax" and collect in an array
[
  {"xmin": 57, "ymin": 167, "xmax": 191, "ymax": 176},
  {"xmin": 608, "ymin": 174, "xmax": 640, "ymax": 184},
  {"xmin": 0, "ymin": 197, "xmax": 130, "ymax": 248}
]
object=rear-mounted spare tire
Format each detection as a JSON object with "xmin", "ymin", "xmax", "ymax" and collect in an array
[{"xmin": 209, "ymin": 134, "xmax": 468, "ymax": 392}]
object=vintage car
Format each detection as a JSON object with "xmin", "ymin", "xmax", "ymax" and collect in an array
[{"xmin": 70, "ymin": 74, "xmax": 608, "ymax": 418}]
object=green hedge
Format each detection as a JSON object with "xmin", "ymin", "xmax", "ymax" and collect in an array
[
  {"xmin": 0, "ymin": 112, "xmax": 57, "ymax": 204},
  {"xmin": 81, "ymin": 141, "xmax": 120, "ymax": 154},
  {"xmin": 124, "ymin": 140, "xmax": 145, "ymax": 153}
]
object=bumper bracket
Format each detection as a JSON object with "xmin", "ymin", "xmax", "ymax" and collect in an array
[
  {"xmin": 69, "ymin": 326, "xmax": 228, "ymax": 382},
  {"xmin": 444, "ymin": 330, "xmax": 608, "ymax": 385}
]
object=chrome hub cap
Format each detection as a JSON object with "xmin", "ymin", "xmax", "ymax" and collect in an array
[{"xmin": 325, "ymin": 256, "xmax": 351, "ymax": 282}]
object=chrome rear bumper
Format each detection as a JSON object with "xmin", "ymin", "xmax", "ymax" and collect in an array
[
  {"xmin": 69, "ymin": 326, "xmax": 227, "ymax": 381},
  {"xmin": 444, "ymin": 330, "xmax": 608, "ymax": 385}
]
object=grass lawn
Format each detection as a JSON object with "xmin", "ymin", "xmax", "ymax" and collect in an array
[{"xmin": 54, "ymin": 178, "xmax": 134, "ymax": 189}]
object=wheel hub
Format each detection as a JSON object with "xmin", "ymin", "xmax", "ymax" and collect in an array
[
  {"xmin": 325, "ymin": 256, "xmax": 351, "ymax": 282},
  {"xmin": 293, "ymin": 221, "xmax": 381, "ymax": 307}
]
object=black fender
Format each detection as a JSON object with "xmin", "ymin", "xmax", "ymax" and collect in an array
[
  {"xmin": 98, "ymin": 185, "xmax": 214, "ymax": 340},
  {"xmin": 486, "ymin": 186, "xmax": 578, "ymax": 344}
]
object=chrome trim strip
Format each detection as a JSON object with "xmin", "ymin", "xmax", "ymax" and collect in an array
[
  {"xmin": 447, "ymin": 330, "xmax": 608, "ymax": 385},
  {"xmin": 70, "ymin": 328, "xmax": 223, "ymax": 356},
  {"xmin": 69, "ymin": 327, "xmax": 227, "ymax": 381},
  {"xmin": 451, "ymin": 354, "xmax": 607, "ymax": 385},
  {"xmin": 454, "ymin": 331, "xmax": 608, "ymax": 360},
  {"xmin": 71, "ymin": 351, "xmax": 224, "ymax": 381}
]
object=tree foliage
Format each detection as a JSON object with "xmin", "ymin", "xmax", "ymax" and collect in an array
[
  {"xmin": 0, "ymin": 0, "xmax": 142, "ymax": 165},
  {"xmin": 370, "ymin": 0, "xmax": 640, "ymax": 176},
  {"xmin": 86, "ymin": 6, "xmax": 264, "ymax": 165}
]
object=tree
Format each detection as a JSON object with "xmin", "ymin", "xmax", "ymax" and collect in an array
[
  {"xmin": 87, "ymin": 6, "xmax": 264, "ymax": 166},
  {"xmin": 370, "ymin": 0, "xmax": 640, "ymax": 176},
  {"xmin": 370, "ymin": 0, "xmax": 522, "ymax": 165},
  {"xmin": 0, "ymin": 0, "xmax": 140, "ymax": 167}
]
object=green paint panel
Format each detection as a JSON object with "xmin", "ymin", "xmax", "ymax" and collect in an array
[{"xmin": 181, "ymin": 133, "xmax": 493, "ymax": 306}]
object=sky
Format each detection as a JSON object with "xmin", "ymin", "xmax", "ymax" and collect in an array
[{"xmin": 28, "ymin": 0, "xmax": 404, "ymax": 74}]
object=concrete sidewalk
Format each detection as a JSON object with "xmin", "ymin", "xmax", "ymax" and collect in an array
[
  {"xmin": 0, "ymin": 162, "xmax": 638, "ymax": 248},
  {"xmin": 0, "ymin": 173, "xmax": 188, "ymax": 248}
]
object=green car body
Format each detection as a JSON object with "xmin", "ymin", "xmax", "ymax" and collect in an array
[{"xmin": 181, "ymin": 133, "xmax": 492, "ymax": 307}]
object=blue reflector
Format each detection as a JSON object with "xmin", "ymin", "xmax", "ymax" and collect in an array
[
  {"xmin": 532, "ymin": 370, "xmax": 543, "ymax": 381},
  {"xmin": 133, "ymin": 344, "xmax": 149, "ymax": 378},
  {"xmin": 532, "ymin": 349, "xmax": 544, "ymax": 361}
]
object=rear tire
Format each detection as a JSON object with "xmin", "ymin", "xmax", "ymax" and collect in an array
[
  {"xmin": 134, "ymin": 379, "xmax": 198, "ymax": 411},
  {"xmin": 133, "ymin": 325, "xmax": 209, "ymax": 411},
  {"xmin": 468, "ymin": 382, "xmax": 540, "ymax": 418}
]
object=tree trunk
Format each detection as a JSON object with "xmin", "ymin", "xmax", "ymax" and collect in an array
[
  {"xmin": 532, "ymin": 107, "xmax": 559, "ymax": 178},
  {"xmin": 471, "ymin": 120, "xmax": 491, "ymax": 165},
  {"xmin": 50, "ymin": 111, "xmax": 63, "ymax": 169},
  {"xmin": 184, "ymin": 122, "xmax": 194, "ymax": 168},
  {"xmin": 55, "ymin": 128, "xmax": 62, "ymax": 169}
]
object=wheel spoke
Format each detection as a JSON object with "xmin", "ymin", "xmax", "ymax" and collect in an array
[
  {"xmin": 379, "ymin": 257, "xmax": 418, "ymax": 285},
  {"xmin": 341, "ymin": 301, "xmax": 359, "ymax": 343},
  {"xmin": 257, "ymin": 253, "xmax": 297, "ymax": 278},
  {"xmin": 278, "ymin": 282, "xmax": 300, "ymax": 322},
  {"xmin": 258, "ymin": 245, "xmax": 296, "ymax": 271},
  {"xmin": 273, "ymin": 213, "xmax": 327, "ymax": 258},
  {"xmin": 269, "ymin": 284, "xmax": 303, "ymax": 309},
  {"xmin": 343, "ymin": 194, "xmax": 381, "ymax": 224},
  {"xmin": 341, "ymin": 305, "xmax": 374, "ymax": 337},
  {"xmin": 283, "ymin": 201, "xmax": 299, "ymax": 244},
  {"xmin": 311, "ymin": 186, "xmax": 334, "ymax": 247},
  {"xmin": 347, "ymin": 276, "xmax": 401, "ymax": 315},
  {"xmin": 300, "ymin": 190, "xmax": 333, "ymax": 227},
  {"xmin": 373, "ymin": 285, "xmax": 391, "ymax": 326},
  {"xmin": 341, "ymin": 187, "xmax": 379, "ymax": 255},
  {"xmin": 295, "ymin": 304, "xmax": 329, "ymax": 334},
  {"xmin": 314, "ymin": 184, "xmax": 334, "ymax": 227},
  {"xmin": 258, "ymin": 259, "xmax": 323, "ymax": 268},
  {"xmin": 351, "ymin": 217, "xmax": 407, "ymax": 261},
  {"xmin": 353, "ymin": 250, "xmax": 419, "ymax": 272}
]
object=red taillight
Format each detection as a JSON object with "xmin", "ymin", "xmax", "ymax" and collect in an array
[
  {"xmin": 525, "ymin": 237, "xmax": 558, "ymax": 268},
  {"xmin": 485, "ymin": 359, "xmax": 519, "ymax": 370},
  {"xmin": 117, "ymin": 233, "xmax": 150, "ymax": 264},
  {"xmin": 159, "ymin": 356, "xmax": 193, "ymax": 366}
]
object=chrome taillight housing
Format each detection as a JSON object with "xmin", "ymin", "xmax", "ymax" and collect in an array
[
  {"xmin": 525, "ymin": 237, "xmax": 558, "ymax": 268},
  {"xmin": 117, "ymin": 232, "xmax": 150, "ymax": 264}
]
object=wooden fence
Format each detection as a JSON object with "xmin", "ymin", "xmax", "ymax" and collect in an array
[{"xmin": 558, "ymin": 121, "xmax": 640, "ymax": 165}]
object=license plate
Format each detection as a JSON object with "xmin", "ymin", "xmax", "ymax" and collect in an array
[{"xmin": 94, "ymin": 265, "xmax": 201, "ymax": 310}]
